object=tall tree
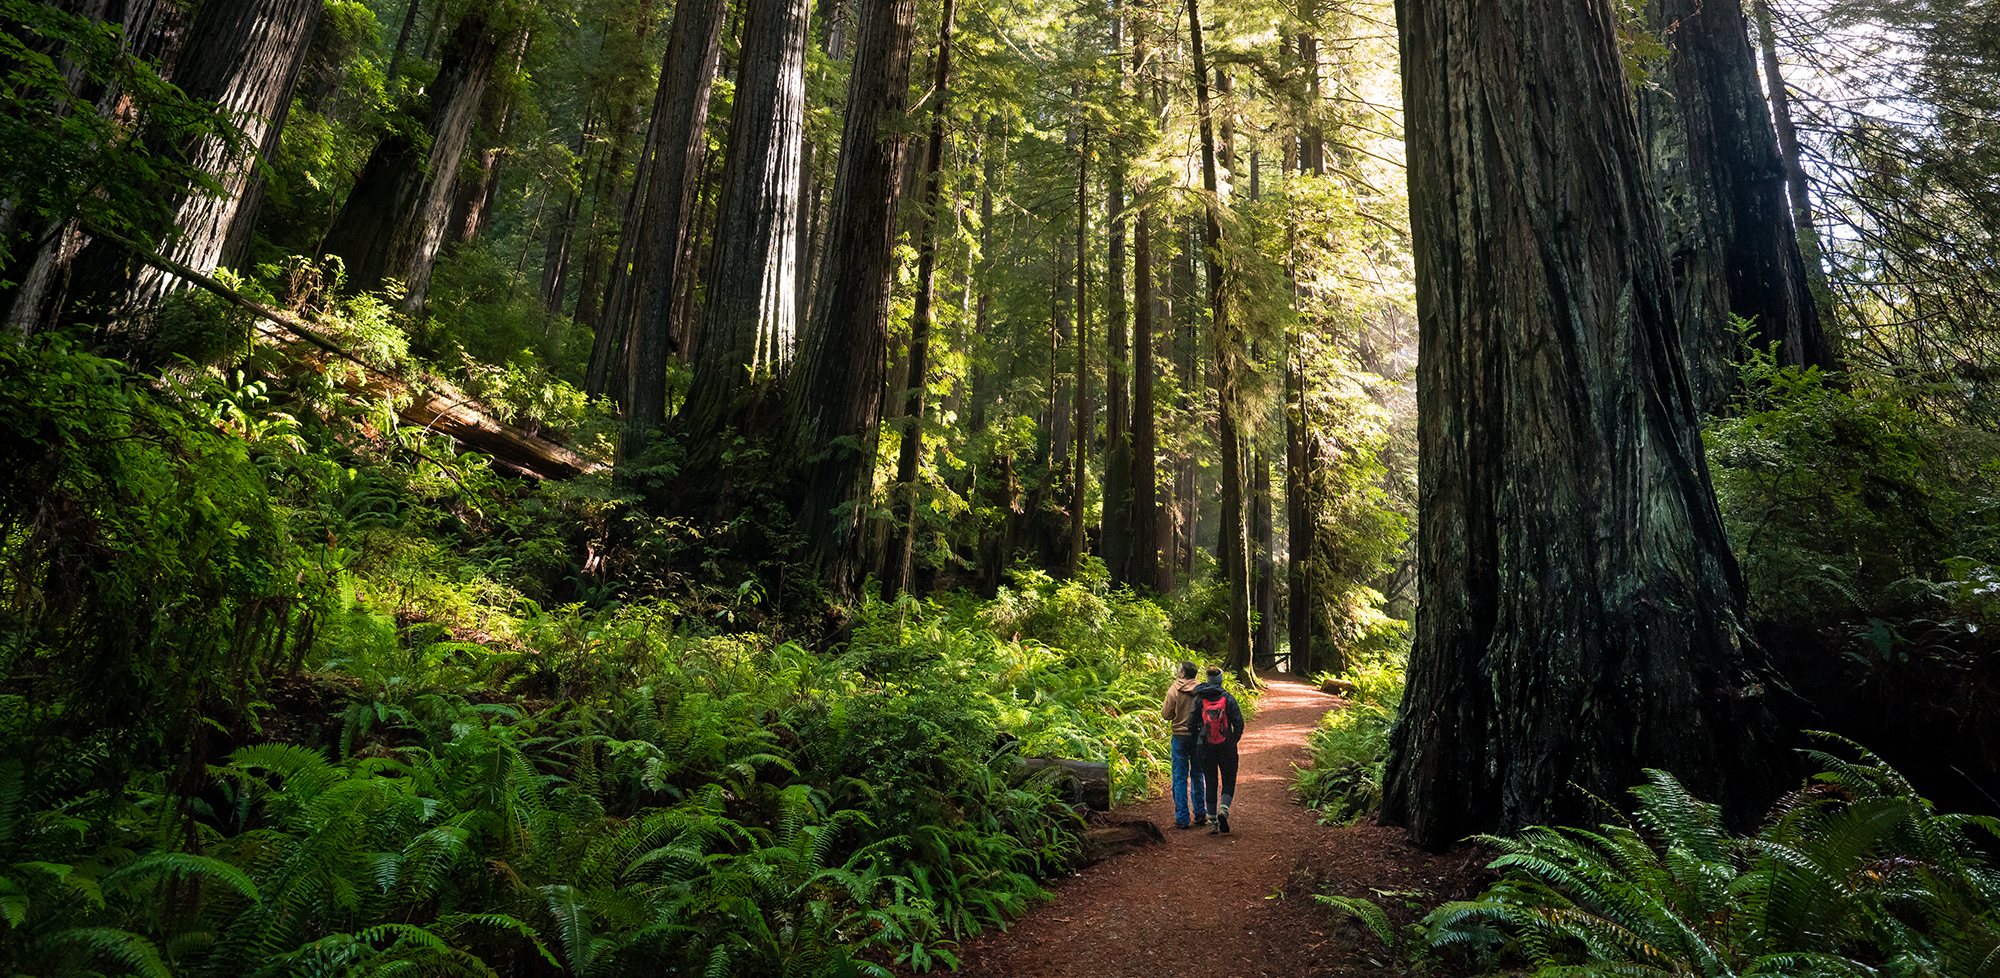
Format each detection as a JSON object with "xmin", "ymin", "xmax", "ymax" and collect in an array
[
  {"xmin": 885, "ymin": 0, "xmax": 957, "ymax": 595},
  {"xmin": 1751, "ymin": 0, "xmax": 1830, "ymax": 311},
  {"xmin": 1379, "ymin": 0, "xmax": 1793, "ymax": 849},
  {"xmin": 1127, "ymin": 16, "xmax": 1164, "ymax": 592},
  {"xmin": 1641, "ymin": 0, "xmax": 1833, "ymax": 415},
  {"xmin": 620, "ymin": 0, "xmax": 729, "ymax": 466},
  {"xmin": 680, "ymin": 0, "xmax": 813, "ymax": 442},
  {"xmin": 1068, "ymin": 131, "xmax": 1091, "ymax": 579},
  {"xmin": 1186, "ymin": 0, "xmax": 1254, "ymax": 680},
  {"xmin": 787, "ymin": 0, "xmax": 918, "ymax": 597},
  {"xmin": 58, "ymin": 0, "xmax": 323, "ymax": 318},
  {"xmin": 320, "ymin": 8, "xmax": 505, "ymax": 311}
]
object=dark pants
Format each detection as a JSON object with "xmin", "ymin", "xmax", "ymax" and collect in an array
[{"xmin": 1195, "ymin": 747, "xmax": 1239, "ymax": 815}]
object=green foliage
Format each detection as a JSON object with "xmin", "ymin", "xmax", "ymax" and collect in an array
[
  {"xmin": 1417, "ymin": 738, "xmax": 2000, "ymax": 977},
  {"xmin": 1294, "ymin": 649, "xmax": 1406, "ymax": 823},
  {"xmin": 0, "ymin": 336, "xmax": 325, "ymax": 779},
  {"xmin": 0, "ymin": 0, "xmax": 243, "ymax": 265},
  {"xmin": 1705, "ymin": 350, "xmax": 2000, "ymax": 637}
]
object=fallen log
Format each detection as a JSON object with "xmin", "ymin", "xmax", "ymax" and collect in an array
[
  {"xmin": 83, "ymin": 223, "xmax": 604, "ymax": 481},
  {"xmin": 1013, "ymin": 756, "xmax": 1112, "ymax": 811}
]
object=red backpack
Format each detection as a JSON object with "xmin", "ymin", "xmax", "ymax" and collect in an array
[{"xmin": 1201, "ymin": 696, "xmax": 1229, "ymax": 744}]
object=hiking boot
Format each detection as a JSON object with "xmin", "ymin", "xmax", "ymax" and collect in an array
[
  {"xmin": 1208, "ymin": 820, "xmax": 1222, "ymax": 835},
  {"xmin": 1174, "ymin": 821, "xmax": 1192, "ymax": 830},
  {"xmin": 1193, "ymin": 815, "xmax": 1207, "ymax": 826},
  {"xmin": 1218, "ymin": 812, "xmax": 1231, "ymax": 834}
]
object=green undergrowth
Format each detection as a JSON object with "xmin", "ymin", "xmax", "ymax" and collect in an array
[
  {"xmin": 1294, "ymin": 649, "xmax": 1407, "ymax": 823},
  {"xmin": 1319, "ymin": 736, "xmax": 2000, "ymax": 977},
  {"xmin": 0, "ymin": 337, "xmax": 1222, "ymax": 976}
]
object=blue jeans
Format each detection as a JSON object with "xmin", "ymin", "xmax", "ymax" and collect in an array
[{"xmin": 1171, "ymin": 734, "xmax": 1208, "ymax": 825}]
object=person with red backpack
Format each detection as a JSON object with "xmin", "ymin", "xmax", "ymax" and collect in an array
[{"xmin": 1190, "ymin": 665, "xmax": 1244, "ymax": 834}]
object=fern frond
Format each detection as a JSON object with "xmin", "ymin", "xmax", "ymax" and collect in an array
[
  {"xmin": 103, "ymin": 851, "xmax": 262, "ymax": 904},
  {"xmin": 38, "ymin": 926, "xmax": 172, "ymax": 978},
  {"xmin": 1316, "ymin": 894, "xmax": 1395, "ymax": 947}
]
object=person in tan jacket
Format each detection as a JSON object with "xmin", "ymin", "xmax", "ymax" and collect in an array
[{"xmin": 1161, "ymin": 661, "xmax": 1208, "ymax": 828}]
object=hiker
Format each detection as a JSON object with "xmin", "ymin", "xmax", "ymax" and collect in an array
[
  {"xmin": 1160, "ymin": 660, "xmax": 1207, "ymax": 829},
  {"xmin": 1191, "ymin": 665, "xmax": 1244, "ymax": 834}
]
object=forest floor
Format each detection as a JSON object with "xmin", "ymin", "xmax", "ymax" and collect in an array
[{"xmin": 935, "ymin": 673, "xmax": 1494, "ymax": 978}]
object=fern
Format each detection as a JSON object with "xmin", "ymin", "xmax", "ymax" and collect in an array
[
  {"xmin": 1424, "ymin": 751, "xmax": 1999, "ymax": 978},
  {"xmin": 1316, "ymin": 894, "xmax": 1397, "ymax": 946}
]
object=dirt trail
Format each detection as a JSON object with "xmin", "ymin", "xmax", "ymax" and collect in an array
[{"xmin": 943, "ymin": 672, "xmax": 1460, "ymax": 978}]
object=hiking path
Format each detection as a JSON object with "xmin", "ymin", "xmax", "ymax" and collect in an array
[{"xmin": 940, "ymin": 672, "xmax": 1488, "ymax": 978}]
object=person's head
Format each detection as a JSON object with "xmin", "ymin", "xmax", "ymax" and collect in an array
[
  {"xmin": 1179, "ymin": 661, "xmax": 1198, "ymax": 680},
  {"xmin": 1206, "ymin": 665, "xmax": 1223, "ymax": 681}
]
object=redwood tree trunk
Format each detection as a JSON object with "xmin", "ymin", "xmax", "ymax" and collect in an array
[
  {"xmin": 63, "ymin": 0, "xmax": 320, "ymax": 318},
  {"xmin": 1641, "ymin": 0, "xmax": 1832, "ymax": 415},
  {"xmin": 321, "ymin": 9, "xmax": 501, "ymax": 309},
  {"xmin": 622, "ymin": 0, "xmax": 729, "ymax": 463},
  {"xmin": 1753, "ymin": 0, "xmax": 1831, "ymax": 315},
  {"xmin": 680, "ymin": 0, "xmax": 811, "ymax": 439},
  {"xmin": 1379, "ymin": 0, "xmax": 1793, "ymax": 849},
  {"xmin": 787, "ymin": 0, "xmax": 917, "ymax": 598}
]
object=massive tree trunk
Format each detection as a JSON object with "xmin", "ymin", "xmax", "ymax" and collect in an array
[
  {"xmin": 679, "ymin": 0, "xmax": 811, "ymax": 441},
  {"xmin": 787, "ymin": 0, "xmax": 918, "ymax": 599},
  {"xmin": 620, "ymin": 0, "xmax": 729, "ymax": 464},
  {"xmin": 885, "ymin": 0, "xmax": 955, "ymax": 596},
  {"xmin": 1186, "ymin": 0, "xmax": 1254, "ymax": 681},
  {"xmin": 586, "ymin": 91, "xmax": 667, "ymax": 402},
  {"xmin": 133, "ymin": 0, "xmax": 320, "ymax": 303},
  {"xmin": 42, "ymin": 0, "xmax": 319, "ymax": 324},
  {"xmin": 1640, "ymin": 0, "xmax": 1833, "ymax": 415},
  {"xmin": 1379, "ymin": 0, "xmax": 1793, "ymax": 850},
  {"xmin": 321, "ymin": 9, "xmax": 502, "ymax": 310}
]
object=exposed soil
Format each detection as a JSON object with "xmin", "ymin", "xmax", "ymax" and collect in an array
[{"xmin": 942, "ymin": 673, "xmax": 1493, "ymax": 978}]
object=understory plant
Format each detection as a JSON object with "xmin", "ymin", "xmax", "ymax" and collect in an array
[
  {"xmin": 1294, "ymin": 649, "xmax": 1406, "ymax": 822},
  {"xmin": 1415, "ymin": 735, "xmax": 2000, "ymax": 977}
]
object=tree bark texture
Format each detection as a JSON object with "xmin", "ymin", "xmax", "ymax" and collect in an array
[
  {"xmin": 1379, "ymin": 0, "xmax": 1793, "ymax": 849},
  {"xmin": 622, "ymin": 0, "xmax": 729, "ymax": 460},
  {"xmin": 130, "ymin": 0, "xmax": 321, "ymax": 305},
  {"xmin": 886, "ymin": 0, "xmax": 955, "ymax": 596},
  {"xmin": 321, "ymin": 9, "xmax": 501, "ymax": 309},
  {"xmin": 1130, "ymin": 188, "xmax": 1163, "ymax": 593},
  {"xmin": 787, "ymin": 0, "xmax": 917, "ymax": 598},
  {"xmin": 1640, "ymin": 0, "xmax": 1832, "ymax": 416},
  {"xmin": 680, "ymin": 0, "xmax": 811, "ymax": 439}
]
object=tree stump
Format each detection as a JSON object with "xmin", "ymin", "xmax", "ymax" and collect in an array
[{"xmin": 1076, "ymin": 815, "xmax": 1164, "ymax": 866}]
